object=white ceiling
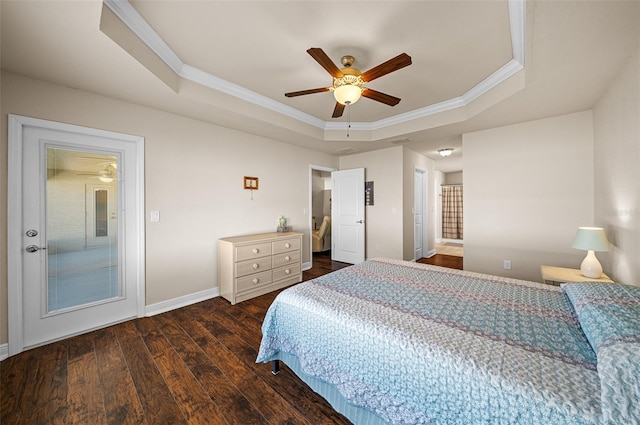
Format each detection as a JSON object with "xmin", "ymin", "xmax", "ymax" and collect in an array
[{"xmin": 2, "ymin": 1, "xmax": 639, "ymax": 173}]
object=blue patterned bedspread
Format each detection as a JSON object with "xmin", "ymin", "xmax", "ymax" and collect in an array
[{"xmin": 257, "ymin": 259, "xmax": 603, "ymax": 424}]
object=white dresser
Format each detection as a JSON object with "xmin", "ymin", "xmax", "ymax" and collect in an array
[{"xmin": 218, "ymin": 232, "xmax": 303, "ymax": 304}]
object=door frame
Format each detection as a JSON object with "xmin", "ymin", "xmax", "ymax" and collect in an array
[
  {"xmin": 414, "ymin": 167, "xmax": 429, "ymax": 261},
  {"xmin": 7, "ymin": 114, "xmax": 146, "ymax": 356},
  {"xmin": 308, "ymin": 164, "xmax": 336, "ymax": 270}
]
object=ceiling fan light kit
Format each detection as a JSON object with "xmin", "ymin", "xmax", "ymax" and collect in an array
[
  {"xmin": 333, "ymin": 84, "xmax": 362, "ymax": 105},
  {"xmin": 285, "ymin": 48, "xmax": 412, "ymax": 118}
]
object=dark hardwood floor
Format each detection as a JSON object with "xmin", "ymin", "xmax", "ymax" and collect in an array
[
  {"xmin": 417, "ymin": 253, "xmax": 463, "ymax": 270},
  {"xmin": 0, "ymin": 252, "xmax": 459, "ymax": 425},
  {"xmin": 0, "ymin": 253, "xmax": 352, "ymax": 425}
]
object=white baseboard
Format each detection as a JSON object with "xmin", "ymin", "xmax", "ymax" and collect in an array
[
  {"xmin": 0, "ymin": 343, "xmax": 8, "ymax": 361},
  {"xmin": 145, "ymin": 287, "xmax": 219, "ymax": 317},
  {"xmin": 302, "ymin": 261, "xmax": 311, "ymax": 271},
  {"xmin": 426, "ymin": 249, "xmax": 437, "ymax": 258}
]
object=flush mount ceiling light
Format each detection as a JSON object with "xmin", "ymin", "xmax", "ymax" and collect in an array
[{"xmin": 438, "ymin": 148, "xmax": 454, "ymax": 157}]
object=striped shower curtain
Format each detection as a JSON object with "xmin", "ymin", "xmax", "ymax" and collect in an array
[{"xmin": 442, "ymin": 185, "xmax": 463, "ymax": 240}]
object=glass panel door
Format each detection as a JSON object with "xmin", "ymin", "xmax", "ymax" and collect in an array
[{"xmin": 46, "ymin": 148, "xmax": 120, "ymax": 313}]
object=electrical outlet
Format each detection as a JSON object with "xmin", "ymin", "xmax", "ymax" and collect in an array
[{"xmin": 504, "ymin": 260, "xmax": 512, "ymax": 270}]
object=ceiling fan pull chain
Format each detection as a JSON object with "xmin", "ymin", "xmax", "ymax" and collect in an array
[{"xmin": 347, "ymin": 103, "xmax": 351, "ymax": 138}]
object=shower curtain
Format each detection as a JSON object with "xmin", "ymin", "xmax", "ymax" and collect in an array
[{"xmin": 442, "ymin": 185, "xmax": 463, "ymax": 240}]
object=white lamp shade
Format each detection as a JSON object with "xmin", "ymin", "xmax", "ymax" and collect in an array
[
  {"xmin": 333, "ymin": 85, "xmax": 362, "ymax": 105},
  {"xmin": 572, "ymin": 227, "xmax": 610, "ymax": 252}
]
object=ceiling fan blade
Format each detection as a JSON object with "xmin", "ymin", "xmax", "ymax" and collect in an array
[
  {"xmin": 362, "ymin": 88, "xmax": 401, "ymax": 106},
  {"xmin": 361, "ymin": 53, "xmax": 412, "ymax": 82},
  {"xmin": 285, "ymin": 87, "xmax": 331, "ymax": 97},
  {"xmin": 332, "ymin": 102, "xmax": 345, "ymax": 118},
  {"xmin": 307, "ymin": 48, "xmax": 343, "ymax": 78}
]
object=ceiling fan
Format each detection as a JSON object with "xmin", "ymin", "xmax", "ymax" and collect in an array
[
  {"xmin": 285, "ymin": 48, "xmax": 412, "ymax": 118},
  {"xmin": 76, "ymin": 162, "xmax": 117, "ymax": 182}
]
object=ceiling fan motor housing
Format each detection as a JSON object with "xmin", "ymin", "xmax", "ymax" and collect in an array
[{"xmin": 332, "ymin": 66, "xmax": 364, "ymax": 95}]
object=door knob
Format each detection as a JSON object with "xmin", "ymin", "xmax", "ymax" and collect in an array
[
  {"xmin": 25, "ymin": 245, "xmax": 47, "ymax": 253},
  {"xmin": 356, "ymin": 220, "xmax": 364, "ymax": 224}
]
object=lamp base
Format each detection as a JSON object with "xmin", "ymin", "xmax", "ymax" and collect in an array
[{"xmin": 580, "ymin": 250, "xmax": 603, "ymax": 278}]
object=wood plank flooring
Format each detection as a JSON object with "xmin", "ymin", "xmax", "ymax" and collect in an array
[
  {"xmin": 0, "ymin": 254, "xmax": 352, "ymax": 425},
  {"xmin": 1, "ymin": 253, "xmax": 460, "ymax": 425},
  {"xmin": 417, "ymin": 254, "xmax": 463, "ymax": 270}
]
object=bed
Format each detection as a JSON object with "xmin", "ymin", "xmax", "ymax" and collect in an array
[{"xmin": 256, "ymin": 258, "xmax": 640, "ymax": 425}]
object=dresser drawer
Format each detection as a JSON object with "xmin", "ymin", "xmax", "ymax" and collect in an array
[
  {"xmin": 236, "ymin": 270, "xmax": 272, "ymax": 293},
  {"xmin": 235, "ymin": 257, "xmax": 272, "ymax": 278},
  {"xmin": 236, "ymin": 242, "xmax": 271, "ymax": 261},
  {"xmin": 272, "ymin": 251, "xmax": 300, "ymax": 268},
  {"xmin": 272, "ymin": 237, "xmax": 300, "ymax": 254},
  {"xmin": 273, "ymin": 263, "xmax": 301, "ymax": 282}
]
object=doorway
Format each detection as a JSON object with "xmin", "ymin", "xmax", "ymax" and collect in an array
[
  {"xmin": 309, "ymin": 165, "xmax": 335, "ymax": 269},
  {"xmin": 8, "ymin": 115, "xmax": 145, "ymax": 355}
]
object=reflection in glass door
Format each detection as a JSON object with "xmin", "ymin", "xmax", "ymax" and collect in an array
[{"xmin": 46, "ymin": 148, "xmax": 120, "ymax": 313}]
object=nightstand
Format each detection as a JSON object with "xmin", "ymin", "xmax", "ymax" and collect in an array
[{"xmin": 540, "ymin": 265, "xmax": 614, "ymax": 286}]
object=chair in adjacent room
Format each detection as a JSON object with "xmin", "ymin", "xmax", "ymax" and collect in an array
[{"xmin": 312, "ymin": 215, "xmax": 331, "ymax": 252}]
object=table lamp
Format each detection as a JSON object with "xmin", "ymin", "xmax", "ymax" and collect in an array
[{"xmin": 572, "ymin": 227, "xmax": 610, "ymax": 278}]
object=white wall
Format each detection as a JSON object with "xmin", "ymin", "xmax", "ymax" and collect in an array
[
  {"xmin": 340, "ymin": 146, "xmax": 404, "ymax": 260},
  {"xmin": 444, "ymin": 172, "xmax": 463, "ymax": 185},
  {"xmin": 0, "ymin": 71, "xmax": 338, "ymax": 344},
  {"xmin": 463, "ymin": 111, "xmax": 594, "ymax": 282},
  {"xmin": 593, "ymin": 45, "xmax": 640, "ymax": 286}
]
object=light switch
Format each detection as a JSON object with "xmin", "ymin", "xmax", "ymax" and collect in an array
[{"xmin": 150, "ymin": 211, "xmax": 160, "ymax": 222}]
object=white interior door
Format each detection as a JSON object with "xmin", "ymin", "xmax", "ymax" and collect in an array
[
  {"xmin": 331, "ymin": 168, "xmax": 365, "ymax": 264},
  {"xmin": 8, "ymin": 115, "xmax": 145, "ymax": 354},
  {"xmin": 414, "ymin": 170, "xmax": 424, "ymax": 260}
]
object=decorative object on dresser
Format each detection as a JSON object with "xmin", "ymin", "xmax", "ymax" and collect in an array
[
  {"xmin": 218, "ymin": 232, "xmax": 303, "ymax": 304},
  {"xmin": 276, "ymin": 215, "xmax": 288, "ymax": 232},
  {"xmin": 572, "ymin": 226, "xmax": 610, "ymax": 278}
]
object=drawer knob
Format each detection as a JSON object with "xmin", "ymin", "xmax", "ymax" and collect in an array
[
  {"xmin": 252, "ymin": 248, "xmax": 259, "ymax": 254},
  {"xmin": 285, "ymin": 243, "xmax": 290, "ymax": 248},
  {"xmin": 252, "ymin": 278, "xmax": 259, "ymax": 285},
  {"xmin": 252, "ymin": 263, "xmax": 259, "ymax": 269},
  {"xmin": 285, "ymin": 269, "xmax": 290, "ymax": 275},
  {"xmin": 285, "ymin": 256, "xmax": 290, "ymax": 261}
]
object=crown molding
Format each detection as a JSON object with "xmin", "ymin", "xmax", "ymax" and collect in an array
[
  {"xmin": 103, "ymin": 0, "xmax": 183, "ymax": 74},
  {"xmin": 180, "ymin": 65, "xmax": 326, "ymax": 128},
  {"xmin": 103, "ymin": 0, "xmax": 525, "ymax": 136}
]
